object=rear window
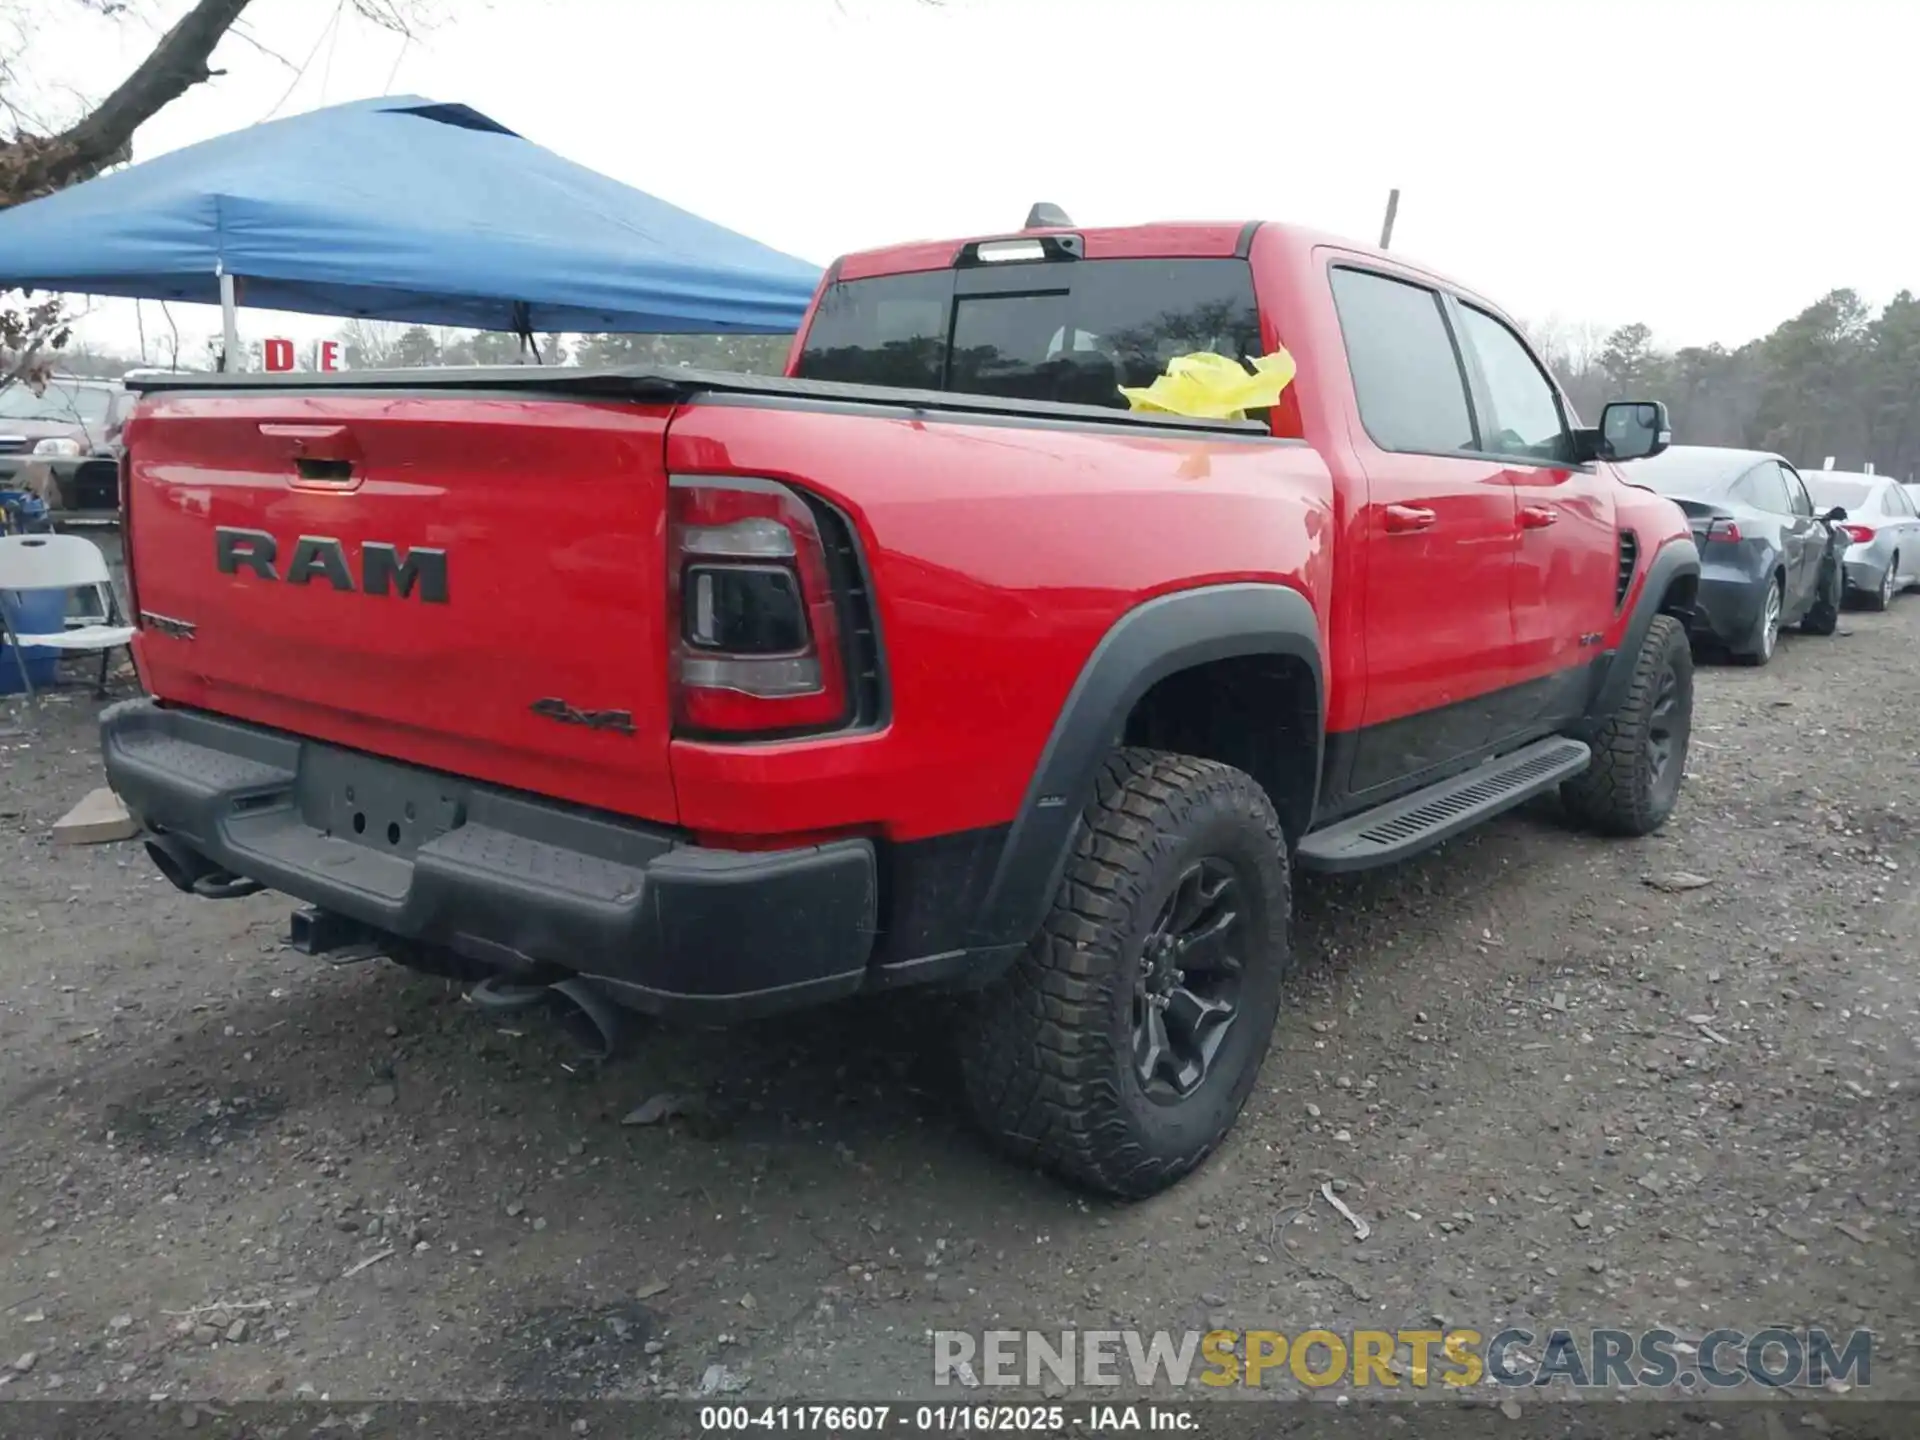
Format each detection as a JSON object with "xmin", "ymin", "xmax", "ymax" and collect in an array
[
  {"xmin": 1803, "ymin": 477, "xmax": 1873, "ymax": 510},
  {"xmin": 793, "ymin": 258, "xmax": 1264, "ymax": 411},
  {"xmin": 1633, "ymin": 469, "xmax": 1725, "ymax": 500}
]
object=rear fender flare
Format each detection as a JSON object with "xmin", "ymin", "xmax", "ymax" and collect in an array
[
  {"xmin": 968, "ymin": 583, "xmax": 1322, "ymax": 950},
  {"xmin": 1585, "ymin": 537, "xmax": 1700, "ymax": 727}
]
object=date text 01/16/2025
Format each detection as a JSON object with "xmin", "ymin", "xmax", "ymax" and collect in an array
[{"xmin": 698, "ymin": 1405, "xmax": 1196, "ymax": 1432}]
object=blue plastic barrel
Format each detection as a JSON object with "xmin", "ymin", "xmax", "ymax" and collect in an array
[{"xmin": 0, "ymin": 587, "xmax": 65, "ymax": 695}]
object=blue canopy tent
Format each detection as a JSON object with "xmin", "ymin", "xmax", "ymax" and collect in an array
[{"xmin": 0, "ymin": 95, "xmax": 822, "ymax": 344}]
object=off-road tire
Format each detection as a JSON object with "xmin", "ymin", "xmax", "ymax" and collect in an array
[
  {"xmin": 1562, "ymin": 613, "xmax": 1692, "ymax": 838},
  {"xmin": 958, "ymin": 749, "xmax": 1291, "ymax": 1198},
  {"xmin": 1800, "ymin": 559, "xmax": 1841, "ymax": 636}
]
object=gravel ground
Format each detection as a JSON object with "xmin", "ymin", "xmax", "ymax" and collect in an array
[{"xmin": 2, "ymin": 600, "xmax": 1916, "ymax": 1408}]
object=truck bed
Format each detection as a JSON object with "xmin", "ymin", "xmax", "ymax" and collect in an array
[{"xmin": 123, "ymin": 363, "xmax": 1273, "ymax": 437}]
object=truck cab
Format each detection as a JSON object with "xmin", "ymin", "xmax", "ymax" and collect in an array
[{"xmin": 103, "ymin": 212, "xmax": 1698, "ymax": 1198}]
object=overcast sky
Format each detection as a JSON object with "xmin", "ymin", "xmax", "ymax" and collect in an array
[{"xmin": 21, "ymin": 0, "xmax": 1920, "ymax": 361}]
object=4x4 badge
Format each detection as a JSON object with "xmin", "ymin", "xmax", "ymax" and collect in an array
[
  {"xmin": 141, "ymin": 612, "xmax": 197, "ymax": 640},
  {"xmin": 530, "ymin": 697, "xmax": 636, "ymax": 736}
]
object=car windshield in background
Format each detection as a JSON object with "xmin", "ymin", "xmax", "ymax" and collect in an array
[
  {"xmin": 0, "ymin": 380, "xmax": 114, "ymax": 427},
  {"xmin": 1802, "ymin": 477, "xmax": 1873, "ymax": 510},
  {"xmin": 793, "ymin": 258, "xmax": 1264, "ymax": 411}
]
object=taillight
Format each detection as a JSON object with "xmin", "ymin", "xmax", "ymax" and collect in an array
[
  {"xmin": 667, "ymin": 476, "xmax": 848, "ymax": 736},
  {"xmin": 1701, "ymin": 517, "xmax": 1742, "ymax": 544},
  {"xmin": 119, "ymin": 449, "xmax": 140, "ymax": 623},
  {"xmin": 1842, "ymin": 524, "xmax": 1876, "ymax": 545}
]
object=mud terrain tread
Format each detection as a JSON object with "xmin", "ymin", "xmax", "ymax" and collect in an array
[
  {"xmin": 1562, "ymin": 613, "xmax": 1690, "ymax": 837},
  {"xmin": 959, "ymin": 748, "xmax": 1289, "ymax": 1197}
]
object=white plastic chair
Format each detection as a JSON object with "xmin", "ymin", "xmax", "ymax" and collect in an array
[{"xmin": 0, "ymin": 533, "xmax": 137, "ymax": 703}]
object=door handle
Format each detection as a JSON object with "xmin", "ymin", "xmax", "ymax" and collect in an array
[
  {"xmin": 1383, "ymin": 504, "xmax": 1437, "ymax": 534},
  {"xmin": 1519, "ymin": 504, "xmax": 1559, "ymax": 529}
]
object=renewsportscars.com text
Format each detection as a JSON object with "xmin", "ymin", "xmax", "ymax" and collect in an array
[{"xmin": 933, "ymin": 1327, "xmax": 1872, "ymax": 1390}]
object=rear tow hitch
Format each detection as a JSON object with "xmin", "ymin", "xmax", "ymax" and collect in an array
[{"xmin": 288, "ymin": 905, "xmax": 387, "ymax": 965}]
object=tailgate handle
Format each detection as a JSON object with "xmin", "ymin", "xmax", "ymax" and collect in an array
[
  {"xmin": 295, "ymin": 457, "xmax": 355, "ymax": 485},
  {"xmin": 260, "ymin": 423, "xmax": 363, "ymax": 491}
]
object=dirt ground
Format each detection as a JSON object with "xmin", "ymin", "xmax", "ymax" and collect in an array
[{"xmin": 3, "ymin": 598, "xmax": 1917, "ymax": 1408}]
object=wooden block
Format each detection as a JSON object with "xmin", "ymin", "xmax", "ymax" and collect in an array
[{"xmin": 53, "ymin": 787, "xmax": 140, "ymax": 845}]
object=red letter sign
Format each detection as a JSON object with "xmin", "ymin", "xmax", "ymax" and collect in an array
[
  {"xmin": 263, "ymin": 338, "xmax": 295, "ymax": 372},
  {"xmin": 318, "ymin": 340, "xmax": 341, "ymax": 372}
]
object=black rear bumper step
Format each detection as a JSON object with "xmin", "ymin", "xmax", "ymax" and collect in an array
[
  {"xmin": 100, "ymin": 699, "xmax": 879, "ymax": 1022},
  {"xmin": 1297, "ymin": 737, "xmax": 1591, "ymax": 873}
]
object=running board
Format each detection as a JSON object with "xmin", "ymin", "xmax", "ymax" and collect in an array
[{"xmin": 1297, "ymin": 737, "xmax": 1591, "ymax": 873}]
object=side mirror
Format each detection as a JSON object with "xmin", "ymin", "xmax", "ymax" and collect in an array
[
  {"xmin": 1823, "ymin": 506, "xmax": 1848, "ymax": 523},
  {"xmin": 1596, "ymin": 400, "xmax": 1672, "ymax": 463}
]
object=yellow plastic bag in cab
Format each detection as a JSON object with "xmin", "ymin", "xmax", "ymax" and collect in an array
[{"xmin": 1119, "ymin": 348, "xmax": 1297, "ymax": 421}]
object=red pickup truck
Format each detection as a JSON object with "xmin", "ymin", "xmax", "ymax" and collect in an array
[{"xmin": 104, "ymin": 215, "xmax": 1699, "ymax": 1197}]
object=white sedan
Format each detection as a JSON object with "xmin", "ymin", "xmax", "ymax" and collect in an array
[{"xmin": 1802, "ymin": 471, "xmax": 1920, "ymax": 611}]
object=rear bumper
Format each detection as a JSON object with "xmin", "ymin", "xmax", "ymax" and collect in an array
[
  {"xmin": 100, "ymin": 698, "xmax": 880, "ymax": 1021},
  {"xmin": 1842, "ymin": 554, "xmax": 1886, "ymax": 592},
  {"xmin": 1688, "ymin": 573, "xmax": 1764, "ymax": 645}
]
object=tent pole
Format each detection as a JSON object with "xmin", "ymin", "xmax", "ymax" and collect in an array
[{"xmin": 218, "ymin": 271, "xmax": 239, "ymax": 372}]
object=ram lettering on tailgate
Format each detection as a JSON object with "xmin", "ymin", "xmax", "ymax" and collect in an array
[{"xmin": 213, "ymin": 526, "xmax": 448, "ymax": 603}]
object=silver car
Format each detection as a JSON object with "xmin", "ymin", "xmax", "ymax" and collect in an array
[{"xmin": 1800, "ymin": 471, "xmax": 1920, "ymax": 611}]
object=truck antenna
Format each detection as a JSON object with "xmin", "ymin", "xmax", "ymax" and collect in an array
[{"xmin": 1379, "ymin": 189, "xmax": 1401, "ymax": 249}]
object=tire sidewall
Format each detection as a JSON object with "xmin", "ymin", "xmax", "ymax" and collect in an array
[
  {"xmin": 1745, "ymin": 577, "xmax": 1782, "ymax": 662},
  {"xmin": 1639, "ymin": 618, "xmax": 1693, "ymax": 822},
  {"xmin": 1762, "ymin": 577, "xmax": 1781, "ymax": 657},
  {"xmin": 1101, "ymin": 793, "xmax": 1290, "ymax": 1166}
]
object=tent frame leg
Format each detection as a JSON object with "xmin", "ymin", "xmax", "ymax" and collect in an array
[{"xmin": 218, "ymin": 270, "xmax": 239, "ymax": 372}]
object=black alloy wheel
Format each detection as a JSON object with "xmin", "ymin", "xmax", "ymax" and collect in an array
[{"xmin": 1132, "ymin": 857, "xmax": 1245, "ymax": 1101}]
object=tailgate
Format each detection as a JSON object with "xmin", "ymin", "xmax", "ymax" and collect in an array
[{"xmin": 123, "ymin": 391, "xmax": 680, "ymax": 824}]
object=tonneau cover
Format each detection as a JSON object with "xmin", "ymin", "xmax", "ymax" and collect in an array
[{"xmin": 123, "ymin": 364, "xmax": 1271, "ymax": 436}]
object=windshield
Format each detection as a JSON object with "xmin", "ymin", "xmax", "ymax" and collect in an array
[
  {"xmin": 0, "ymin": 379, "xmax": 116, "ymax": 429},
  {"xmin": 1802, "ymin": 476, "xmax": 1873, "ymax": 509},
  {"xmin": 794, "ymin": 258, "xmax": 1264, "ymax": 411}
]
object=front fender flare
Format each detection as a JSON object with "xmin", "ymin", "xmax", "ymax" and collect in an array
[
  {"xmin": 1583, "ymin": 536, "xmax": 1700, "ymax": 729},
  {"xmin": 968, "ymin": 583, "xmax": 1322, "ymax": 950}
]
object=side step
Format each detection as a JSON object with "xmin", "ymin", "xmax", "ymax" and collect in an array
[{"xmin": 1297, "ymin": 737, "xmax": 1591, "ymax": 874}]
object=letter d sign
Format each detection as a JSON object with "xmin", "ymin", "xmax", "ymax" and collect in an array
[{"xmin": 264, "ymin": 338, "xmax": 295, "ymax": 372}]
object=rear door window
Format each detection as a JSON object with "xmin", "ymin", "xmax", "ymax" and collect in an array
[
  {"xmin": 1743, "ymin": 462, "xmax": 1795, "ymax": 514},
  {"xmin": 795, "ymin": 258, "xmax": 1264, "ymax": 410},
  {"xmin": 1329, "ymin": 267, "xmax": 1477, "ymax": 455},
  {"xmin": 1783, "ymin": 466, "xmax": 1815, "ymax": 517}
]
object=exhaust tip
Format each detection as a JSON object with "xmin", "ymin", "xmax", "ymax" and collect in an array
[
  {"xmin": 144, "ymin": 834, "xmax": 202, "ymax": 894},
  {"xmin": 548, "ymin": 978, "xmax": 625, "ymax": 1062},
  {"xmin": 468, "ymin": 976, "xmax": 625, "ymax": 1062}
]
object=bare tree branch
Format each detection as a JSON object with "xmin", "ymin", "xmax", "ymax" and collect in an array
[
  {"xmin": 0, "ymin": 0, "xmax": 434, "ymax": 209},
  {"xmin": 0, "ymin": 0, "xmax": 249, "ymax": 206}
]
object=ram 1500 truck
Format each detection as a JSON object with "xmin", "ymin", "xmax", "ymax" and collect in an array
[{"xmin": 103, "ymin": 216, "xmax": 1700, "ymax": 1197}]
